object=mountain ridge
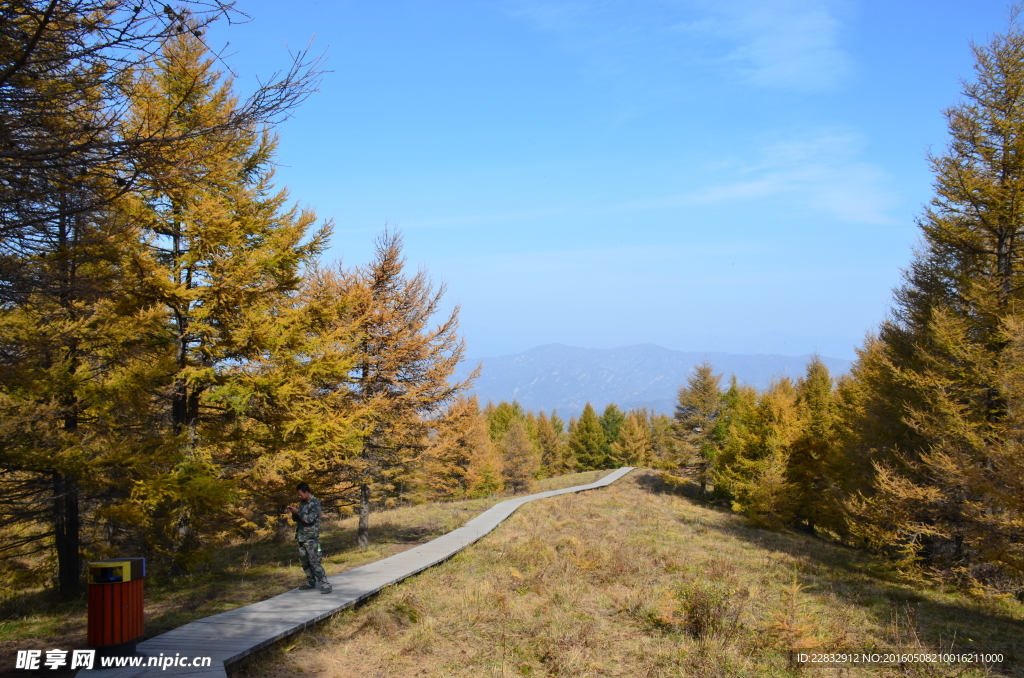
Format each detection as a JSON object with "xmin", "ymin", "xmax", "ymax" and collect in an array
[{"xmin": 458, "ymin": 343, "xmax": 853, "ymax": 416}]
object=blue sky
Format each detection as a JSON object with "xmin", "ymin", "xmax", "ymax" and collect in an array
[{"xmin": 207, "ymin": 1, "xmax": 1010, "ymax": 360}]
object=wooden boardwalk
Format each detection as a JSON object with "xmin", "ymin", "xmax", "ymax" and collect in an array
[{"xmin": 88, "ymin": 468, "xmax": 635, "ymax": 677}]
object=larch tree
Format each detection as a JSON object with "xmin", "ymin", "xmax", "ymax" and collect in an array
[
  {"xmin": 464, "ymin": 436, "xmax": 504, "ymax": 499},
  {"xmin": 0, "ymin": 2, "xmax": 322, "ymax": 591},
  {"xmin": 711, "ymin": 376, "xmax": 758, "ymax": 498},
  {"xmin": 650, "ymin": 412, "xmax": 683, "ymax": 470},
  {"xmin": 610, "ymin": 409, "xmax": 653, "ymax": 466},
  {"xmin": 787, "ymin": 357, "xmax": 841, "ymax": 534},
  {"xmin": 0, "ymin": 4, "xmax": 163, "ymax": 594},
  {"xmin": 119, "ymin": 33, "xmax": 329, "ymax": 571},
  {"xmin": 0, "ymin": 189, "xmax": 161, "ymax": 595},
  {"xmin": 228, "ymin": 263, "xmax": 363, "ymax": 531},
  {"xmin": 501, "ymin": 419, "xmax": 540, "ymax": 494},
  {"xmin": 535, "ymin": 410, "xmax": 566, "ymax": 476},
  {"xmin": 599, "ymin": 403, "xmax": 626, "ymax": 462},
  {"xmin": 1, "ymin": 0, "xmax": 321, "ymax": 288},
  {"xmin": 569, "ymin": 403, "xmax": 607, "ymax": 470},
  {"xmin": 674, "ymin": 361, "xmax": 722, "ymax": 493},
  {"xmin": 717, "ymin": 378, "xmax": 803, "ymax": 529},
  {"xmin": 549, "ymin": 411, "xmax": 572, "ymax": 472},
  {"xmin": 486, "ymin": 400, "xmax": 526, "ymax": 443},
  {"xmin": 341, "ymin": 231, "xmax": 472, "ymax": 548},
  {"xmin": 845, "ymin": 12, "xmax": 1024, "ymax": 580},
  {"xmin": 419, "ymin": 396, "xmax": 493, "ymax": 501}
]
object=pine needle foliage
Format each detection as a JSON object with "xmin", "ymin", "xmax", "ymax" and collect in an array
[
  {"xmin": 420, "ymin": 397, "xmax": 503, "ymax": 501},
  {"xmin": 843, "ymin": 12, "xmax": 1024, "ymax": 583},
  {"xmin": 610, "ymin": 409, "xmax": 654, "ymax": 466},
  {"xmin": 535, "ymin": 410, "xmax": 570, "ymax": 477},
  {"xmin": 337, "ymin": 231, "xmax": 473, "ymax": 548},
  {"xmin": 113, "ymin": 34, "xmax": 329, "ymax": 572},
  {"xmin": 599, "ymin": 403, "xmax": 625, "ymax": 462},
  {"xmin": 485, "ymin": 400, "xmax": 526, "ymax": 443},
  {"xmin": 674, "ymin": 361, "xmax": 723, "ymax": 492},
  {"xmin": 500, "ymin": 419, "xmax": 540, "ymax": 494},
  {"xmin": 568, "ymin": 403, "xmax": 607, "ymax": 470}
]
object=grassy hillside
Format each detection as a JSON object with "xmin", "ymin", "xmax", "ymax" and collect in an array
[
  {"xmin": 0, "ymin": 471, "xmax": 611, "ymax": 673},
  {"xmin": 238, "ymin": 471, "xmax": 1023, "ymax": 678}
]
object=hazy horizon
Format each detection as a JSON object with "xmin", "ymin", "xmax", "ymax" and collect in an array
[
  {"xmin": 459, "ymin": 343, "xmax": 854, "ymax": 415},
  {"xmin": 465, "ymin": 337, "xmax": 861, "ymax": 363}
]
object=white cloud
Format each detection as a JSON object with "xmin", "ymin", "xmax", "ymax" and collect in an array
[
  {"xmin": 693, "ymin": 0, "xmax": 853, "ymax": 91},
  {"xmin": 728, "ymin": 131, "xmax": 896, "ymax": 223},
  {"xmin": 398, "ymin": 130, "xmax": 898, "ymax": 230},
  {"xmin": 508, "ymin": 0, "xmax": 853, "ymax": 93},
  {"xmin": 599, "ymin": 130, "xmax": 895, "ymax": 224}
]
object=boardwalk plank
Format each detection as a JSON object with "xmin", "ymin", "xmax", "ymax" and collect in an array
[{"xmin": 82, "ymin": 468, "xmax": 634, "ymax": 676}]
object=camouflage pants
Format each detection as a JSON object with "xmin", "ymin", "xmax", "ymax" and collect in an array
[{"xmin": 297, "ymin": 540, "xmax": 329, "ymax": 587}]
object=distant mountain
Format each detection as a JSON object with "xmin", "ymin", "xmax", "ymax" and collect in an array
[{"xmin": 458, "ymin": 344, "xmax": 852, "ymax": 417}]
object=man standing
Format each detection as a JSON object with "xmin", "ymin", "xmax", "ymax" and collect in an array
[{"xmin": 288, "ymin": 482, "xmax": 332, "ymax": 594}]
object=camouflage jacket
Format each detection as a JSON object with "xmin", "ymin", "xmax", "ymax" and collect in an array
[{"xmin": 293, "ymin": 496, "xmax": 322, "ymax": 542}]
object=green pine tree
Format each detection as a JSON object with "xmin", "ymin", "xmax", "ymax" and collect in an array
[
  {"xmin": 718, "ymin": 378, "xmax": 802, "ymax": 529},
  {"xmin": 599, "ymin": 403, "xmax": 626, "ymax": 462},
  {"xmin": 674, "ymin": 361, "xmax": 722, "ymax": 493},
  {"xmin": 486, "ymin": 400, "xmax": 526, "ymax": 443},
  {"xmin": 610, "ymin": 409, "xmax": 653, "ymax": 466},
  {"xmin": 787, "ymin": 356, "xmax": 841, "ymax": 535},
  {"xmin": 536, "ymin": 410, "xmax": 566, "ymax": 477},
  {"xmin": 569, "ymin": 403, "xmax": 607, "ymax": 470}
]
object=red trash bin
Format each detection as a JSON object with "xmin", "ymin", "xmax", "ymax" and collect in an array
[{"xmin": 87, "ymin": 558, "xmax": 146, "ymax": 657}]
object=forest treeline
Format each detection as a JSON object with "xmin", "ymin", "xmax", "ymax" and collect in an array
[
  {"xmin": 473, "ymin": 322, "xmax": 1023, "ymax": 595},
  {"xmin": 3, "ymin": 1, "xmax": 1024, "ymax": 600}
]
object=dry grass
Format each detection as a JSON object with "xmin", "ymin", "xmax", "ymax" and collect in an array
[
  {"xmin": 0, "ymin": 470, "xmax": 611, "ymax": 676},
  {"xmin": 239, "ymin": 471, "xmax": 1023, "ymax": 678}
]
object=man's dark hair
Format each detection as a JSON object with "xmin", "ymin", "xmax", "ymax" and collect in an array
[{"xmin": 296, "ymin": 482, "xmax": 311, "ymax": 493}]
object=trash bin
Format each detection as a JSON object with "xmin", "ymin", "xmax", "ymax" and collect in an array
[{"xmin": 87, "ymin": 558, "xmax": 146, "ymax": 657}]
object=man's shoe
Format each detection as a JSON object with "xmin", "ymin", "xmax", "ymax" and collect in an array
[
  {"xmin": 320, "ymin": 586, "xmax": 333, "ymax": 594},
  {"xmin": 299, "ymin": 584, "xmax": 316, "ymax": 590}
]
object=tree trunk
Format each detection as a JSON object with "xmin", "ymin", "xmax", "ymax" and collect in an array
[
  {"xmin": 53, "ymin": 472, "xmax": 81, "ymax": 598},
  {"xmin": 53, "ymin": 206, "xmax": 82, "ymax": 598},
  {"xmin": 357, "ymin": 483, "xmax": 370, "ymax": 548},
  {"xmin": 169, "ymin": 507, "xmax": 199, "ymax": 576}
]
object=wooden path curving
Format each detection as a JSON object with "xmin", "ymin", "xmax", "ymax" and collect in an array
[{"xmin": 87, "ymin": 467, "xmax": 635, "ymax": 677}]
